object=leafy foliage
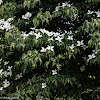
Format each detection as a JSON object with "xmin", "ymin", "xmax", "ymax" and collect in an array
[{"xmin": 0, "ymin": 0, "xmax": 100, "ymax": 100}]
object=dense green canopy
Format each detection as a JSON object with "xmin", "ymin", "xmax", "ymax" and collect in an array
[{"xmin": 0, "ymin": 0, "xmax": 100, "ymax": 100}]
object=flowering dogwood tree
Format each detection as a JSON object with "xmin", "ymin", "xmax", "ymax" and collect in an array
[{"xmin": 0, "ymin": 0, "xmax": 100, "ymax": 100}]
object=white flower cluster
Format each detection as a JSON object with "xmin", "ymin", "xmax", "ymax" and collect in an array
[
  {"xmin": 0, "ymin": 74, "xmax": 10, "ymax": 90},
  {"xmin": 21, "ymin": 31, "xmax": 42, "ymax": 40},
  {"xmin": 68, "ymin": 39, "xmax": 86, "ymax": 50},
  {"xmin": 0, "ymin": 0, "xmax": 3, "ymax": 5},
  {"xmin": 88, "ymin": 53, "xmax": 96, "ymax": 60},
  {"xmin": 88, "ymin": 50, "xmax": 97, "ymax": 60},
  {"xmin": 0, "ymin": 17, "xmax": 15, "ymax": 31},
  {"xmin": 21, "ymin": 28, "xmax": 65, "ymax": 44},
  {"xmin": 55, "ymin": 2, "xmax": 72, "ymax": 11},
  {"xmin": 39, "ymin": 28, "xmax": 65, "ymax": 42},
  {"xmin": 87, "ymin": 10, "xmax": 100, "ymax": 17},
  {"xmin": 0, "ymin": 60, "xmax": 12, "ymax": 77},
  {"xmin": 22, "ymin": 12, "xmax": 32, "ymax": 20},
  {"xmin": 62, "ymin": 2, "xmax": 71, "ymax": 8},
  {"xmin": 40, "ymin": 46, "xmax": 54, "ymax": 52},
  {"xmin": 0, "ymin": 59, "xmax": 13, "ymax": 90},
  {"xmin": 0, "ymin": 79, "xmax": 10, "ymax": 90},
  {"xmin": 55, "ymin": 35, "xmax": 63, "ymax": 42},
  {"xmin": 1, "ymin": 66, "xmax": 12, "ymax": 77}
]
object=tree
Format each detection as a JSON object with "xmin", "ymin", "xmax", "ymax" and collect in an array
[{"xmin": 0, "ymin": 0, "xmax": 100, "ymax": 99}]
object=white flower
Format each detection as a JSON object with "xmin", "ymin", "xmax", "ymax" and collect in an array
[
  {"xmin": 0, "ymin": 69, "xmax": 3, "ymax": 75},
  {"xmin": 69, "ymin": 44, "xmax": 75, "ymax": 50},
  {"xmin": 0, "ymin": 19, "xmax": 4, "ymax": 24},
  {"xmin": 34, "ymin": 32, "xmax": 42, "ymax": 39},
  {"xmin": 87, "ymin": 10, "xmax": 100, "ymax": 17},
  {"xmin": 4, "ymin": 61, "xmax": 9, "ymax": 66},
  {"xmin": 82, "ymin": 45, "xmax": 88, "ymax": 50},
  {"xmin": 48, "ymin": 37, "xmax": 53, "ymax": 41},
  {"xmin": 3, "ymin": 21, "xmax": 13, "ymax": 31},
  {"xmin": 7, "ymin": 71, "xmax": 12, "ymax": 76},
  {"xmin": 88, "ymin": 53, "xmax": 96, "ymax": 60},
  {"xmin": 55, "ymin": 36, "xmax": 63, "ymax": 42},
  {"xmin": 62, "ymin": 3, "xmax": 66, "ymax": 8},
  {"xmin": 28, "ymin": 31, "xmax": 34, "ymax": 35},
  {"xmin": 21, "ymin": 31, "xmax": 26, "ymax": 34},
  {"xmin": 59, "ymin": 34, "xmax": 65, "ymax": 38},
  {"xmin": 15, "ymin": 73, "xmax": 23, "ymax": 80},
  {"xmin": 39, "ymin": 28, "xmax": 47, "ymax": 33},
  {"xmin": 87, "ymin": 10, "xmax": 93, "ymax": 14},
  {"xmin": 96, "ymin": 11, "xmax": 100, "ymax": 17},
  {"xmin": 3, "ymin": 79, "xmax": 10, "ymax": 88},
  {"xmin": 80, "ymin": 67, "xmax": 85, "ymax": 72},
  {"xmin": 21, "ymin": 32, "xmax": 28, "ymax": 39},
  {"xmin": 30, "ymin": 27, "xmax": 36, "ymax": 30},
  {"xmin": 42, "ymin": 83, "xmax": 46, "ymax": 88},
  {"xmin": 19, "ymin": 73, "xmax": 23, "ymax": 78},
  {"xmin": 25, "ymin": 12, "xmax": 32, "ymax": 18},
  {"xmin": 3, "ymin": 71, "xmax": 8, "ymax": 77},
  {"xmin": 52, "ymin": 69, "xmax": 57, "ymax": 75},
  {"xmin": 4, "ymin": 22, "xmax": 11, "ymax": 29},
  {"xmin": 46, "ymin": 46, "xmax": 54, "ymax": 51},
  {"xmin": 77, "ymin": 40, "xmax": 84, "ymax": 46},
  {"xmin": 46, "ymin": 32, "xmax": 53, "ymax": 36},
  {"xmin": 68, "ymin": 31, "xmax": 73, "ymax": 34},
  {"xmin": 22, "ymin": 15, "xmax": 26, "ymax": 19},
  {"xmin": 38, "ymin": 29, "xmax": 62, "ymax": 38},
  {"xmin": 67, "ymin": 35, "xmax": 73, "ymax": 40},
  {"xmin": 40, "ymin": 47, "xmax": 47, "ymax": 52},
  {"xmin": 0, "ymin": 0, "xmax": 3, "ymax": 5},
  {"xmin": 27, "ymin": 79, "xmax": 32, "ymax": 85},
  {"xmin": 0, "ymin": 26, "xmax": 4, "ymax": 30},
  {"xmin": 0, "ymin": 87, "xmax": 3, "ymax": 90},
  {"xmin": 62, "ymin": 2, "xmax": 71, "ymax": 8},
  {"xmin": 92, "ymin": 50, "xmax": 95, "ymax": 52},
  {"xmin": 55, "ymin": 6, "xmax": 60, "ymax": 11},
  {"xmin": 0, "ymin": 58, "xmax": 2, "ymax": 61},
  {"xmin": 7, "ymin": 17, "xmax": 14, "ymax": 22},
  {"xmin": 53, "ymin": 32, "xmax": 60, "ymax": 37},
  {"xmin": 7, "ymin": 66, "xmax": 13, "ymax": 71},
  {"xmin": 40, "ymin": 96, "xmax": 43, "ymax": 100},
  {"xmin": 22, "ymin": 12, "xmax": 32, "ymax": 20}
]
